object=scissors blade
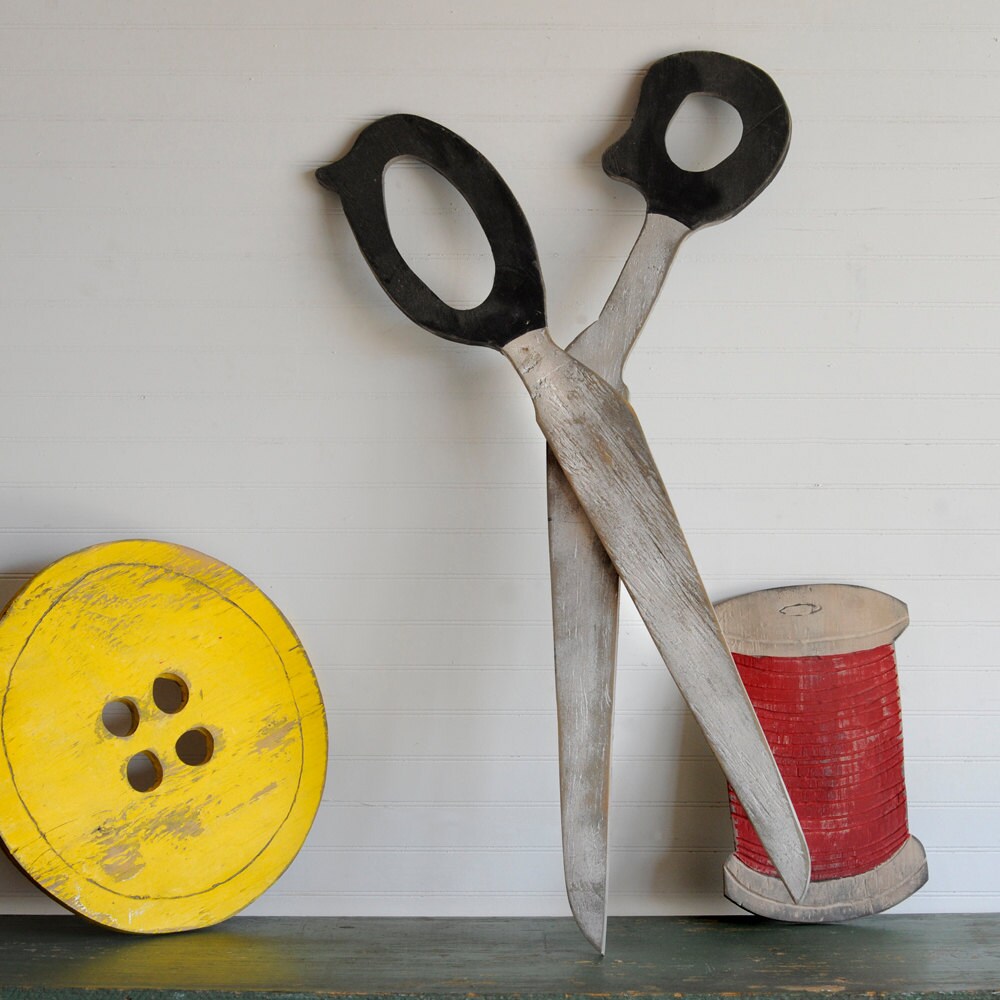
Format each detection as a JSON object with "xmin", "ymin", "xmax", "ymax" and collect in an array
[
  {"xmin": 509, "ymin": 329, "xmax": 812, "ymax": 922},
  {"xmin": 546, "ymin": 47, "xmax": 799, "ymax": 948},
  {"xmin": 314, "ymin": 85, "xmax": 806, "ymax": 949},
  {"xmin": 547, "ymin": 449, "xmax": 618, "ymax": 953},
  {"xmin": 549, "ymin": 215, "xmax": 687, "ymax": 953}
]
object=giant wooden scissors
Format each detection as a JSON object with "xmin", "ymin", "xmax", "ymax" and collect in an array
[{"xmin": 316, "ymin": 51, "xmax": 809, "ymax": 953}]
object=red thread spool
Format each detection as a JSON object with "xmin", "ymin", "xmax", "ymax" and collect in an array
[{"xmin": 715, "ymin": 584, "xmax": 928, "ymax": 922}]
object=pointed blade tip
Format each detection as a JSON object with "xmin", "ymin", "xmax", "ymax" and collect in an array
[
  {"xmin": 581, "ymin": 923, "xmax": 606, "ymax": 956},
  {"xmin": 774, "ymin": 842, "xmax": 812, "ymax": 905},
  {"xmin": 569, "ymin": 901, "xmax": 607, "ymax": 955}
]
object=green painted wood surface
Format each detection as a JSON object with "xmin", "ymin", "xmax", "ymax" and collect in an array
[{"xmin": 0, "ymin": 914, "xmax": 998, "ymax": 1000}]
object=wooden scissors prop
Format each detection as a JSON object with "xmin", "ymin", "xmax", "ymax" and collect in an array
[{"xmin": 315, "ymin": 51, "xmax": 809, "ymax": 952}]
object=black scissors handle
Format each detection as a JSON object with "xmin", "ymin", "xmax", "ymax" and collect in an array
[
  {"xmin": 603, "ymin": 51, "xmax": 791, "ymax": 228},
  {"xmin": 316, "ymin": 114, "xmax": 545, "ymax": 351}
]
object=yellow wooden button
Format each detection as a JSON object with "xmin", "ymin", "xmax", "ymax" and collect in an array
[{"xmin": 0, "ymin": 540, "xmax": 326, "ymax": 933}]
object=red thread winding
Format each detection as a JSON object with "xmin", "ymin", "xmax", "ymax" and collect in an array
[{"xmin": 728, "ymin": 644, "xmax": 910, "ymax": 881}]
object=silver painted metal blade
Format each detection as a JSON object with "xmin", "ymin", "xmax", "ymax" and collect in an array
[
  {"xmin": 512, "ymin": 329, "xmax": 812, "ymax": 906},
  {"xmin": 567, "ymin": 215, "xmax": 691, "ymax": 395},
  {"xmin": 547, "ymin": 448, "xmax": 618, "ymax": 954},
  {"xmin": 547, "ymin": 215, "xmax": 688, "ymax": 953}
]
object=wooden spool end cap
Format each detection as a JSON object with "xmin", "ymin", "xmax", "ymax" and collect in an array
[
  {"xmin": 714, "ymin": 583, "xmax": 908, "ymax": 658},
  {"xmin": 724, "ymin": 836, "xmax": 928, "ymax": 922}
]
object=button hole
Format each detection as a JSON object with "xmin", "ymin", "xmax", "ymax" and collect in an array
[
  {"xmin": 101, "ymin": 698, "xmax": 139, "ymax": 738},
  {"xmin": 152, "ymin": 673, "xmax": 189, "ymax": 714},
  {"xmin": 176, "ymin": 728, "xmax": 214, "ymax": 767},
  {"xmin": 126, "ymin": 751, "xmax": 163, "ymax": 793}
]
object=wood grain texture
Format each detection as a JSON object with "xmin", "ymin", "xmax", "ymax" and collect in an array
[
  {"xmin": 504, "ymin": 328, "xmax": 808, "ymax": 900},
  {"xmin": 550, "ymin": 45, "xmax": 789, "ymax": 934},
  {"xmin": 724, "ymin": 837, "xmax": 928, "ymax": 923},
  {"xmin": 546, "ymin": 445, "xmax": 618, "ymax": 948},
  {"xmin": 715, "ymin": 585, "xmax": 909, "ymax": 657},
  {"xmin": 2, "ymin": 914, "xmax": 1000, "ymax": 998},
  {"xmin": 0, "ymin": 540, "xmax": 327, "ymax": 932},
  {"xmin": 547, "ymin": 215, "xmax": 688, "ymax": 951}
]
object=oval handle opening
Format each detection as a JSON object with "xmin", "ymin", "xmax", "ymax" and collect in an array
[
  {"xmin": 385, "ymin": 156, "xmax": 496, "ymax": 310},
  {"xmin": 664, "ymin": 94, "xmax": 743, "ymax": 173}
]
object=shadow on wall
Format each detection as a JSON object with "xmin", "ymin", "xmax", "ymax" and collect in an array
[
  {"xmin": 654, "ymin": 710, "xmax": 735, "ymax": 902},
  {"xmin": 0, "ymin": 851, "xmax": 57, "ymax": 913}
]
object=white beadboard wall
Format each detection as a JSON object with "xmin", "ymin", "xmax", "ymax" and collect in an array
[{"xmin": 0, "ymin": 0, "xmax": 998, "ymax": 918}]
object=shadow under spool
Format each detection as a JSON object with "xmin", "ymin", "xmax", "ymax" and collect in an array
[{"xmin": 714, "ymin": 584, "xmax": 928, "ymax": 922}]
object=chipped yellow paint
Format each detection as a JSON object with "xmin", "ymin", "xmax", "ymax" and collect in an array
[{"xmin": 0, "ymin": 539, "xmax": 327, "ymax": 933}]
